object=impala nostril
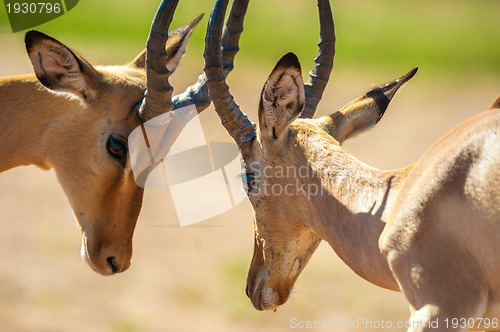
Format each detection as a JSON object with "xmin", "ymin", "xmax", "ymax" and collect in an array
[
  {"xmin": 106, "ymin": 256, "xmax": 120, "ymax": 274},
  {"xmin": 245, "ymin": 284, "xmax": 250, "ymax": 298}
]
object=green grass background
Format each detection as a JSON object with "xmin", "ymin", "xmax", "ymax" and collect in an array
[
  {"xmin": 1, "ymin": 0, "xmax": 499, "ymax": 79},
  {"xmin": 0, "ymin": 2, "xmax": 499, "ymax": 331}
]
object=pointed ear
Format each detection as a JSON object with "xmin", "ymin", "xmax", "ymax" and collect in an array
[
  {"xmin": 25, "ymin": 30, "xmax": 101, "ymax": 103},
  {"xmin": 328, "ymin": 90, "xmax": 391, "ymax": 143},
  {"xmin": 258, "ymin": 53, "xmax": 305, "ymax": 142},
  {"xmin": 488, "ymin": 96, "xmax": 500, "ymax": 110},
  {"xmin": 129, "ymin": 49, "xmax": 147, "ymax": 69},
  {"xmin": 129, "ymin": 13, "xmax": 203, "ymax": 72},
  {"xmin": 315, "ymin": 67, "xmax": 418, "ymax": 144}
]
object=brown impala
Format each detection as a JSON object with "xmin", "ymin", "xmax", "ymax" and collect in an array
[
  {"xmin": 203, "ymin": 0, "xmax": 500, "ymax": 330},
  {"xmin": 0, "ymin": 0, "xmax": 248, "ymax": 275}
]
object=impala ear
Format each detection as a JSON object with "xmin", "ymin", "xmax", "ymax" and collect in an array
[
  {"xmin": 129, "ymin": 49, "xmax": 147, "ymax": 69},
  {"xmin": 25, "ymin": 30, "xmax": 101, "ymax": 103},
  {"xmin": 129, "ymin": 13, "xmax": 203, "ymax": 72},
  {"xmin": 258, "ymin": 53, "xmax": 305, "ymax": 142},
  {"xmin": 488, "ymin": 96, "xmax": 500, "ymax": 110},
  {"xmin": 316, "ymin": 67, "xmax": 418, "ymax": 144}
]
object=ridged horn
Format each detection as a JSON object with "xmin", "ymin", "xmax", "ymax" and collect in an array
[
  {"xmin": 204, "ymin": 0, "xmax": 256, "ymax": 157},
  {"xmin": 137, "ymin": 0, "xmax": 179, "ymax": 123},
  {"xmin": 300, "ymin": 0, "xmax": 335, "ymax": 119}
]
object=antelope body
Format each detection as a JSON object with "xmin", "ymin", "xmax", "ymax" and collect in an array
[
  {"xmin": 380, "ymin": 107, "xmax": 500, "ymax": 329},
  {"xmin": 202, "ymin": 0, "xmax": 500, "ymax": 330}
]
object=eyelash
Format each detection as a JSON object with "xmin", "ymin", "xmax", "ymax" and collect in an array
[{"xmin": 106, "ymin": 135, "xmax": 128, "ymax": 167}]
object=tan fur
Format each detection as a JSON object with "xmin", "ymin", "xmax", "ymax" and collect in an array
[
  {"xmin": 488, "ymin": 96, "xmax": 500, "ymax": 110},
  {"xmin": 243, "ymin": 59, "xmax": 500, "ymax": 331},
  {"xmin": 380, "ymin": 110, "xmax": 500, "ymax": 331},
  {"xmin": 0, "ymin": 33, "xmax": 186, "ymax": 276}
]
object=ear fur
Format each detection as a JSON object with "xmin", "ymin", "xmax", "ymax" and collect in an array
[
  {"xmin": 488, "ymin": 96, "xmax": 500, "ymax": 110},
  {"xmin": 25, "ymin": 30, "xmax": 100, "ymax": 102},
  {"xmin": 129, "ymin": 49, "xmax": 147, "ymax": 69},
  {"xmin": 258, "ymin": 52, "xmax": 305, "ymax": 142},
  {"xmin": 129, "ymin": 13, "xmax": 203, "ymax": 72},
  {"xmin": 315, "ymin": 67, "xmax": 418, "ymax": 144}
]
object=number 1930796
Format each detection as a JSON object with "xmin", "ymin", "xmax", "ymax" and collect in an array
[
  {"xmin": 443, "ymin": 317, "xmax": 498, "ymax": 330},
  {"xmin": 6, "ymin": 2, "xmax": 61, "ymax": 14}
]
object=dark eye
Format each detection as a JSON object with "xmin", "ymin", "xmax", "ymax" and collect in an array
[
  {"xmin": 134, "ymin": 99, "xmax": 144, "ymax": 113},
  {"xmin": 244, "ymin": 172, "xmax": 255, "ymax": 194},
  {"xmin": 106, "ymin": 135, "xmax": 128, "ymax": 167}
]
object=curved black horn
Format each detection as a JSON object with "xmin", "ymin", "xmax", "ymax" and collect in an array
[
  {"xmin": 300, "ymin": 0, "xmax": 335, "ymax": 119},
  {"xmin": 138, "ymin": 0, "xmax": 179, "ymax": 122},
  {"xmin": 204, "ymin": 0, "xmax": 256, "ymax": 156},
  {"xmin": 174, "ymin": 0, "xmax": 250, "ymax": 115}
]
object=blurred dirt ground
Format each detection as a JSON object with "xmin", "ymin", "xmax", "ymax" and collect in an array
[{"xmin": 1, "ymin": 31, "xmax": 499, "ymax": 332}]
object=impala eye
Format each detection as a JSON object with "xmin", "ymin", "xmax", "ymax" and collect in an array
[
  {"xmin": 106, "ymin": 135, "xmax": 128, "ymax": 167},
  {"xmin": 134, "ymin": 99, "xmax": 143, "ymax": 113},
  {"xmin": 244, "ymin": 172, "xmax": 255, "ymax": 194}
]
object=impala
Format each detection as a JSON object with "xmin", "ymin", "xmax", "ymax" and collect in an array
[
  {"xmin": 203, "ymin": 0, "xmax": 500, "ymax": 330},
  {"xmin": 0, "ymin": 0, "xmax": 248, "ymax": 276}
]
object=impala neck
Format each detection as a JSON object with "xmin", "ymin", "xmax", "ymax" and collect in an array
[
  {"xmin": 297, "ymin": 129, "xmax": 412, "ymax": 291},
  {"xmin": 0, "ymin": 74, "xmax": 80, "ymax": 172}
]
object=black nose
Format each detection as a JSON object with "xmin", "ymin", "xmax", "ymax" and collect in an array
[
  {"xmin": 245, "ymin": 284, "xmax": 250, "ymax": 298},
  {"xmin": 107, "ymin": 256, "xmax": 120, "ymax": 274}
]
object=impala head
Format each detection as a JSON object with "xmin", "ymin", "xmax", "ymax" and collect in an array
[
  {"xmin": 204, "ymin": 0, "xmax": 416, "ymax": 310},
  {"xmin": 23, "ymin": 1, "xmax": 205, "ymax": 275}
]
